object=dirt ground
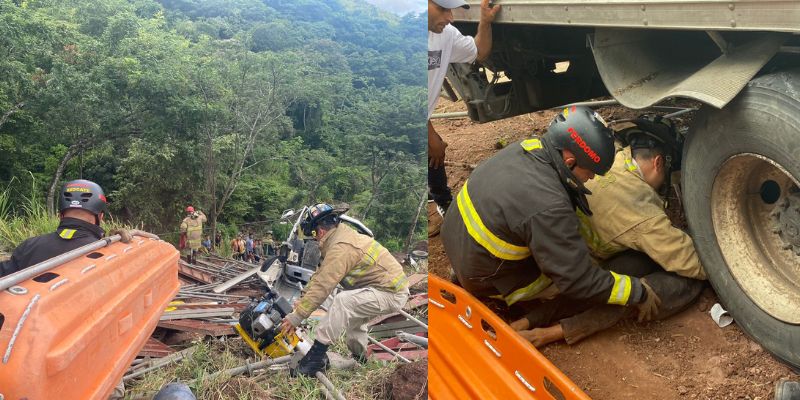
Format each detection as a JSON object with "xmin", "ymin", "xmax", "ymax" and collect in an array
[
  {"xmin": 386, "ymin": 360, "xmax": 428, "ymax": 400},
  {"xmin": 428, "ymin": 98, "xmax": 799, "ymax": 399}
]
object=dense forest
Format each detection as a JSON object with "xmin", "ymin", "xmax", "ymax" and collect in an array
[{"xmin": 0, "ymin": 0, "xmax": 427, "ymax": 250}]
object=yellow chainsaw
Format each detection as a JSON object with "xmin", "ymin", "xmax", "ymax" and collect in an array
[{"xmin": 235, "ymin": 289, "xmax": 305, "ymax": 358}]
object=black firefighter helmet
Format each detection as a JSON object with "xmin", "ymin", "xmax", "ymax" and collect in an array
[
  {"xmin": 300, "ymin": 203, "xmax": 349, "ymax": 236},
  {"xmin": 616, "ymin": 114, "xmax": 682, "ymax": 172},
  {"xmin": 546, "ymin": 105, "xmax": 616, "ymax": 176},
  {"xmin": 58, "ymin": 179, "xmax": 107, "ymax": 216}
]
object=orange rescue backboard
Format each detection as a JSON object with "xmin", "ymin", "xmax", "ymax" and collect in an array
[
  {"xmin": 429, "ymin": 275, "xmax": 591, "ymax": 400},
  {"xmin": 0, "ymin": 238, "xmax": 179, "ymax": 399}
]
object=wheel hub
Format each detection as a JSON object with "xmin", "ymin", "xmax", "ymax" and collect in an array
[
  {"xmin": 772, "ymin": 189, "xmax": 800, "ymax": 256},
  {"xmin": 711, "ymin": 153, "xmax": 800, "ymax": 323}
]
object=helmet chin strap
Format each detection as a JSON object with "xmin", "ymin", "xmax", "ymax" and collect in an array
[{"xmin": 542, "ymin": 135, "xmax": 594, "ymax": 216}]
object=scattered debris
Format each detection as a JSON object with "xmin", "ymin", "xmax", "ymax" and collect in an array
[
  {"xmin": 124, "ymin": 251, "xmax": 429, "ymax": 399},
  {"xmin": 138, "ymin": 338, "xmax": 175, "ymax": 358},
  {"xmin": 124, "ymin": 346, "xmax": 197, "ymax": 382},
  {"xmin": 710, "ymin": 303, "xmax": 734, "ymax": 328},
  {"xmin": 157, "ymin": 319, "xmax": 235, "ymax": 336},
  {"xmin": 159, "ymin": 307, "xmax": 235, "ymax": 321}
]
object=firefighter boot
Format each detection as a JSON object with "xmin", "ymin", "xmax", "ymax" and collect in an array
[{"xmin": 292, "ymin": 340, "xmax": 329, "ymax": 377}]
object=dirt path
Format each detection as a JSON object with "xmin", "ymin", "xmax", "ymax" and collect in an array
[{"xmin": 428, "ymin": 98, "xmax": 798, "ymax": 399}]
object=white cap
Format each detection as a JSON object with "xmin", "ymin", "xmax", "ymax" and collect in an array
[{"xmin": 431, "ymin": 0, "xmax": 470, "ymax": 9}]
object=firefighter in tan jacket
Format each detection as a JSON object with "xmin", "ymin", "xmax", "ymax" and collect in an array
[
  {"xmin": 510, "ymin": 116, "xmax": 706, "ymax": 347},
  {"xmin": 279, "ymin": 203, "xmax": 409, "ymax": 377},
  {"xmin": 179, "ymin": 206, "xmax": 206, "ymax": 265},
  {"xmin": 579, "ymin": 119, "xmax": 705, "ymax": 280}
]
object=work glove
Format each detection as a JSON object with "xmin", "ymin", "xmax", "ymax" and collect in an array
[
  {"xmin": 110, "ymin": 229, "xmax": 133, "ymax": 244},
  {"xmin": 636, "ymin": 278, "xmax": 662, "ymax": 322}
]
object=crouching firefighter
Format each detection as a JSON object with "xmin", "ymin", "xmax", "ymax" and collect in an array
[
  {"xmin": 508, "ymin": 116, "xmax": 707, "ymax": 346},
  {"xmin": 279, "ymin": 203, "xmax": 410, "ymax": 377},
  {"xmin": 441, "ymin": 106, "xmax": 662, "ymax": 345}
]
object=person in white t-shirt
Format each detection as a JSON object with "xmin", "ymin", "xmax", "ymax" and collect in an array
[{"xmin": 428, "ymin": 0, "xmax": 500, "ymax": 235}]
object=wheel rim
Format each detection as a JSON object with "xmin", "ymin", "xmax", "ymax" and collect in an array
[{"xmin": 711, "ymin": 153, "xmax": 800, "ymax": 324}]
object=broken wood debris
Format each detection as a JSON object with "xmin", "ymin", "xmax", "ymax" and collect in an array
[
  {"xmin": 187, "ymin": 355, "xmax": 292, "ymax": 384},
  {"xmin": 159, "ymin": 307, "xmax": 235, "ymax": 321},
  {"xmin": 125, "ymin": 252, "xmax": 431, "ymax": 391},
  {"xmin": 177, "ymin": 261, "xmax": 214, "ymax": 284},
  {"xmin": 124, "ymin": 346, "xmax": 197, "ymax": 382},
  {"xmin": 169, "ymin": 302, "xmax": 249, "ymax": 312},
  {"xmin": 367, "ymin": 336, "xmax": 427, "ymax": 362},
  {"xmin": 157, "ymin": 319, "xmax": 235, "ymax": 337},
  {"xmin": 138, "ymin": 338, "xmax": 176, "ymax": 358}
]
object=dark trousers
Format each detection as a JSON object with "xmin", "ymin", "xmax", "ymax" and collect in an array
[
  {"xmin": 428, "ymin": 163, "xmax": 452, "ymax": 209},
  {"xmin": 522, "ymin": 250, "xmax": 704, "ymax": 344}
]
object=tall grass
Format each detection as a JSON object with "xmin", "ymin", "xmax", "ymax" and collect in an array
[
  {"xmin": 0, "ymin": 177, "xmax": 59, "ymax": 251},
  {"xmin": 0, "ymin": 177, "xmax": 131, "ymax": 252}
]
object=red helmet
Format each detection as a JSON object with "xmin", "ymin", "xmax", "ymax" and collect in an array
[{"xmin": 186, "ymin": 206, "xmax": 195, "ymax": 213}]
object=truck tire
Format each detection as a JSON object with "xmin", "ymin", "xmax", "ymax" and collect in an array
[{"xmin": 683, "ymin": 68, "xmax": 800, "ymax": 369}]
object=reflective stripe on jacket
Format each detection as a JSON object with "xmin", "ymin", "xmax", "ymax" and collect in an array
[{"xmin": 180, "ymin": 213, "xmax": 206, "ymax": 250}]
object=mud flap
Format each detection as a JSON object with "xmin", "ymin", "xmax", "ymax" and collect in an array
[{"xmin": 591, "ymin": 29, "xmax": 786, "ymax": 109}]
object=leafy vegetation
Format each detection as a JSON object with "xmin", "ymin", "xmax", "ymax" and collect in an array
[{"xmin": 0, "ymin": 0, "xmax": 426, "ymax": 252}]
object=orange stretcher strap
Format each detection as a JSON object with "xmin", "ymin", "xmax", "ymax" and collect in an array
[{"xmin": 428, "ymin": 275, "xmax": 591, "ymax": 400}]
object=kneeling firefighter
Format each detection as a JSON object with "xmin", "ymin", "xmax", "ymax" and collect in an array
[
  {"xmin": 441, "ymin": 106, "xmax": 662, "ymax": 334},
  {"xmin": 278, "ymin": 203, "xmax": 410, "ymax": 376}
]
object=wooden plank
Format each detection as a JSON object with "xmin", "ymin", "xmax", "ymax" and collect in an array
[
  {"xmin": 158, "ymin": 319, "xmax": 236, "ymax": 336},
  {"xmin": 369, "ymin": 320, "xmax": 427, "ymax": 339},
  {"xmin": 193, "ymin": 258, "xmax": 224, "ymax": 270},
  {"xmin": 367, "ymin": 337, "xmax": 427, "ymax": 361},
  {"xmin": 171, "ymin": 303, "xmax": 248, "ymax": 312},
  {"xmin": 406, "ymin": 273, "xmax": 427, "ymax": 288},
  {"xmin": 212, "ymin": 266, "xmax": 260, "ymax": 293},
  {"xmin": 403, "ymin": 293, "xmax": 428, "ymax": 311},
  {"xmin": 178, "ymin": 262, "xmax": 215, "ymax": 284},
  {"xmin": 369, "ymin": 309, "xmax": 428, "ymax": 327},
  {"xmin": 137, "ymin": 338, "xmax": 175, "ymax": 358},
  {"xmin": 125, "ymin": 346, "xmax": 197, "ymax": 381},
  {"xmin": 160, "ymin": 308, "xmax": 234, "ymax": 321}
]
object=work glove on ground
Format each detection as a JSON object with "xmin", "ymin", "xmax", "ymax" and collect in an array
[
  {"xmin": 636, "ymin": 278, "xmax": 662, "ymax": 322},
  {"xmin": 110, "ymin": 229, "xmax": 133, "ymax": 243}
]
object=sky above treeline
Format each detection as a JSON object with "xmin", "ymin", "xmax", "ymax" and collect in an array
[{"xmin": 363, "ymin": 0, "xmax": 426, "ymax": 15}]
